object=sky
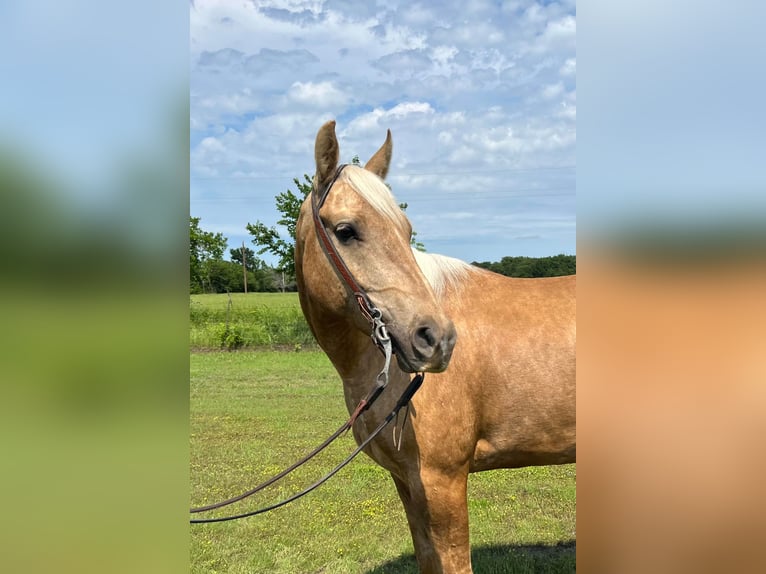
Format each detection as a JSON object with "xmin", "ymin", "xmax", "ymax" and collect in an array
[{"xmin": 190, "ymin": 0, "xmax": 576, "ymax": 265}]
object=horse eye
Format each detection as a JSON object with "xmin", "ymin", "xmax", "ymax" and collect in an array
[{"xmin": 334, "ymin": 223, "xmax": 358, "ymax": 244}]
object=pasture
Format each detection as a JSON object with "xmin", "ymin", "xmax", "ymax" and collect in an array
[
  {"xmin": 190, "ymin": 350, "xmax": 576, "ymax": 573},
  {"xmin": 190, "ymin": 293, "xmax": 316, "ymax": 350}
]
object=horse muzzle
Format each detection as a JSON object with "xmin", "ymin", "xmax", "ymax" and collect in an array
[{"xmin": 391, "ymin": 317, "xmax": 457, "ymax": 373}]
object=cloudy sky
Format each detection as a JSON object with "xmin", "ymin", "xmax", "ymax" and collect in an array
[{"xmin": 190, "ymin": 0, "xmax": 576, "ymax": 265}]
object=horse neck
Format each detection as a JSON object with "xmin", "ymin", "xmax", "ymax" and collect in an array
[
  {"xmin": 310, "ymin": 311, "xmax": 416, "ymax": 443},
  {"xmin": 301, "ymin": 296, "xmax": 389, "ymax": 394},
  {"xmin": 317, "ymin": 312, "xmax": 375, "ymax": 378},
  {"xmin": 294, "ymin": 235, "xmax": 409, "ymax": 412}
]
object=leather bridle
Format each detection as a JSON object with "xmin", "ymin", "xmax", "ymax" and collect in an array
[
  {"xmin": 190, "ymin": 164, "xmax": 425, "ymax": 524},
  {"xmin": 311, "ymin": 164, "xmax": 389, "ymax": 346},
  {"xmin": 310, "ymin": 163, "xmax": 397, "ymax": 419}
]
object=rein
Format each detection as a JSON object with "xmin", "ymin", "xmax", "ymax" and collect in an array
[
  {"xmin": 190, "ymin": 373, "xmax": 423, "ymax": 524},
  {"xmin": 190, "ymin": 164, "xmax": 424, "ymax": 524}
]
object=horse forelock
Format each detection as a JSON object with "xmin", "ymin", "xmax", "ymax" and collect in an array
[
  {"xmin": 413, "ymin": 250, "xmax": 477, "ymax": 297},
  {"xmin": 336, "ymin": 166, "xmax": 475, "ymax": 296},
  {"xmin": 339, "ymin": 166, "xmax": 409, "ymax": 232}
]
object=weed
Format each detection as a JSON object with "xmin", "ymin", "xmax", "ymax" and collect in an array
[{"xmin": 190, "ymin": 293, "xmax": 316, "ymax": 350}]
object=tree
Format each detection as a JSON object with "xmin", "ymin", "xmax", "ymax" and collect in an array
[
  {"xmin": 206, "ymin": 259, "xmax": 242, "ymax": 293},
  {"xmin": 229, "ymin": 246, "xmax": 281, "ymax": 292},
  {"xmin": 229, "ymin": 246, "xmax": 258, "ymax": 273},
  {"xmin": 247, "ymin": 164, "xmax": 426, "ymax": 279},
  {"xmin": 471, "ymin": 254, "xmax": 576, "ymax": 278},
  {"xmin": 246, "ymin": 174, "xmax": 313, "ymax": 278},
  {"xmin": 200, "ymin": 258, "xmax": 281, "ymax": 293},
  {"xmin": 190, "ymin": 216, "xmax": 227, "ymax": 293}
]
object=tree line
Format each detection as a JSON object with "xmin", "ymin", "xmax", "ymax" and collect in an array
[
  {"xmin": 191, "ymin": 211, "xmax": 575, "ymax": 293},
  {"xmin": 472, "ymin": 254, "xmax": 576, "ymax": 278},
  {"xmin": 190, "ymin": 216, "xmax": 287, "ymax": 293},
  {"xmin": 191, "ymin": 167, "xmax": 575, "ymax": 293}
]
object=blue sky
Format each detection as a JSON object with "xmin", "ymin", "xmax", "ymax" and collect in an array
[{"xmin": 190, "ymin": 0, "xmax": 576, "ymax": 265}]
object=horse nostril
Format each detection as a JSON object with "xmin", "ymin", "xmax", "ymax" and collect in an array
[
  {"xmin": 412, "ymin": 325, "xmax": 438, "ymax": 359},
  {"xmin": 419, "ymin": 326, "xmax": 436, "ymax": 347}
]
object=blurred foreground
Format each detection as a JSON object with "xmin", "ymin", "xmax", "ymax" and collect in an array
[{"xmin": 578, "ymin": 241, "xmax": 766, "ymax": 574}]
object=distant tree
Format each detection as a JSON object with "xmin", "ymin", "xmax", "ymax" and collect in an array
[
  {"xmin": 203, "ymin": 258, "xmax": 281, "ymax": 293},
  {"xmin": 190, "ymin": 216, "xmax": 227, "ymax": 292},
  {"xmin": 206, "ymin": 259, "xmax": 241, "ymax": 293},
  {"xmin": 230, "ymin": 247, "xmax": 282, "ymax": 292},
  {"xmin": 472, "ymin": 254, "xmax": 576, "ymax": 278},
  {"xmin": 229, "ymin": 246, "xmax": 258, "ymax": 273}
]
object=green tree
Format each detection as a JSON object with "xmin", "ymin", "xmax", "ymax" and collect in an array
[
  {"xmin": 246, "ymin": 174, "xmax": 313, "ymax": 278},
  {"xmin": 190, "ymin": 216, "xmax": 227, "ymax": 293},
  {"xmin": 247, "ymin": 164, "xmax": 426, "ymax": 278},
  {"xmin": 206, "ymin": 259, "xmax": 241, "ymax": 293},
  {"xmin": 229, "ymin": 246, "xmax": 259, "ymax": 273},
  {"xmin": 228, "ymin": 246, "xmax": 281, "ymax": 292},
  {"xmin": 203, "ymin": 259, "xmax": 281, "ymax": 293},
  {"xmin": 472, "ymin": 254, "xmax": 576, "ymax": 278}
]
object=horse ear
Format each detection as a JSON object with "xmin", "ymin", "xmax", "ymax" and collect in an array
[
  {"xmin": 314, "ymin": 120, "xmax": 340, "ymax": 188},
  {"xmin": 364, "ymin": 129, "xmax": 393, "ymax": 180}
]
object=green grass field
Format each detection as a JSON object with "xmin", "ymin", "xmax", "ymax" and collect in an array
[
  {"xmin": 190, "ymin": 350, "xmax": 576, "ymax": 573},
  {"xmin": 190, "ymin": 293, "xmax": 316, "ymax": 350}
]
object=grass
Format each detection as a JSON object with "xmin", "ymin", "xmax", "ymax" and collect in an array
[
  {"xmin": 190, "ymin": 350, "xmax": 576, "ymax": 573},
  {"xmin": 190, "ymin": 293, "xmax": 316, "ymax": 350}
]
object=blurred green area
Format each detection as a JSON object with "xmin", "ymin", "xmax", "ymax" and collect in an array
[
  {"xmin": 0, "ymin": 2, "xmax": 205, "ymax": 568},
  {"xmin": 0, "ymin": 101, "xmax": 189, "ymax": 573},
  {"xmin": 582, "ymin": 215, "xmax": 766, "ymax": 266}
]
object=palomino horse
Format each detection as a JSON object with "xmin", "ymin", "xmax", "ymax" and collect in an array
[{"xmin": 294, "ymin": 121, "xmax": 576, "ymax": 574}]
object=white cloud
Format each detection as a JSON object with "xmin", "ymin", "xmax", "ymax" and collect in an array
[
  {"xmin": 198, "ymin": 136, "xmax": 225, "ymax": 153},
  {"xmin": 344, "ymin": 102, "xmax": 435, "ymax": 137},
  {"xmin": 258, "ymin": 0, "xmax": 324, "ymax": 15},
  {"xmin": 395, "ymin": 2, "xmax": 437, "ymax": 26},
  {"xmin": 388, "ymin": 102, "xmax": 434, "ymax": 117},
  {"xmin": 542, "ymin": 82, "xmax": 565, "ymax": 100},
  {"xmin": 190, "ymin": 0, "xmax": 576, "ymax": 261},
  {"xmin": 557, "ymin": 101, "xmax": 576, "ymax": 120},
  {"xmin": 196, "ymin": 89, "xmax": 257, "ymax": 114},
  {"xmin": 560, "ymin": 57, "xmax": 576, "ymax": 77},
  {"xmin": 288, "ymin": 81, "xmax": 348, "ymax": 107},
  {"xmin": 529, "ymin": 14, "xmax": 576, "ymax": 54}
]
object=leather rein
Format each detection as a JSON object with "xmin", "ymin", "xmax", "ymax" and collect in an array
[{"xmin": 190, "ymin": 164, "xmax": 425, "ymax": 524}]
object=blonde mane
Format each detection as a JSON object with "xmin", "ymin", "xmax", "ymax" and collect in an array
[
  {"xmin": 413, "ymin": 250, "xmax": 477, "ymax": 296},
  {"xmin": 340, "ymin": 165, "xmax": 477, "ymax": 296},
  {"xmin": 339, "ymin": 165, "xmax": 409, "ymax": 231}
]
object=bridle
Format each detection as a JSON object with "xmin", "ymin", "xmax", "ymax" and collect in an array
[
  {"xmin": 310, "ymin": 164, "xmax": 396, "ymax": 413},
  {"xmin": 311, "ymin": 164, "xmax": 390, "ymax": 348},
  {"xmin": 190, "ymin": 164, "xmax": 424, "ymax": 524}
]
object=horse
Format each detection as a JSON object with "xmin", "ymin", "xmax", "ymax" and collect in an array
[{"xmin": 294, "ymin": 120, "xmax": 576, "ymax": 574}]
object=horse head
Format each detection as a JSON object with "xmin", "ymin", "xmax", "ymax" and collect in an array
[{"xmin": 295, "ymin": 120, "xmax": 457, "ymax": 374}]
